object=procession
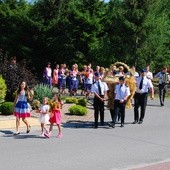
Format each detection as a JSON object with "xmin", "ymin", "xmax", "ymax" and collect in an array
[
  {"xmin": 0, "ymin": 0, "xmax": 170, "ymax": 169},
  {"xmin": 10, "ymin": 61, "xmax": 170, "ymax": 137}
]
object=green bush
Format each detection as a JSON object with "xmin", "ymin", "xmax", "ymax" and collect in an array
[
  {"xmin": 65, "ymin": 97, "xmax": 78, "ymax": 104},
  {"xmin": 0, "ymin": 75, "xmax": 7, "ymax": 104},
  {"xmin": 33, "ymin": 83, "xmax": 53, "ymax": 102},
  {"xmin": 76, "ymin": 98, "xmax": 87, "ymax": 107},
  {"xmin": 0, "ymin": 102, "xmax": 14, "ymax": 115},
  {"xmin": 68, "ymin": 105, "xmax": 88, "ymax": 116}
]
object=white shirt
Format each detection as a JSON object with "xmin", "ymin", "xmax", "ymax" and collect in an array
[
  {"xmin": 133, "ymin": 71, "xmax": 139, "ymax": 77},
  {"xmin": 91, "ymin": 81, "xmax": 109, "ymax": 95},
  {"xmin": 154, "ymin": 72, "xmax": 170, "ymax": 84},
  {"xmin": 40, "ymin": 104, "xmax": 50, "ymax": 113},
  {"xmin": 146, "ymin": 71, "xmax": 153, "ymax": 80},
  {"xmin": 85, "ymin": 72, "xmax": 94, "ymax": 84},
  {"xmin": 39, "ymin": 104, "xmax": 50, "ymax": 124},
  {"xmin": 136, "ymin": 76, "xmax": 153, "ymax": 93},
  {"xmin": 115, "ymin": 84, "xmax": 130, "ymax": 100},
  {"xmin": 46, "ymin": 68, "xmax": 52, "ymax": 77}
]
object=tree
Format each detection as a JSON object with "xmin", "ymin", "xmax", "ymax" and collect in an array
[
  {"xmin": 142, "ymin": 0, "xmax": 170, "ymax": 70},
  {"xmin": 65, "ymin": 0, "xmax": 107, "ymax": 66}
]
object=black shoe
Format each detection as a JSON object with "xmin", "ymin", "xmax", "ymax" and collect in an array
[
  {"xmin": 161, "ymin": 103, "xmax": 164, "ymax": 106},
  {"xmin": 26, "ymin": 125, "xmax": 31, "ymax": 133},
  {"xmin": 132, "ymin": 120, "xmax": 138, "ymax": 124},
  {"xmin": 108, "ymin": 123, "xmax": 115, "ymax": 128},
  {"xmin": 138, "ymin": 120, "xmax": 143, "ymax": 124},
  {"xmin": 120, "ymin": 123, "xmax": 124, "ymax": 127},
  {"xmin": 93, "ymin": 124, "xmax": 98, "ymax": 129},
  {"xmin": 94, "ymin": 126, "xmax": 98, "ymax": 129},
  {"xmin": 108, "ymin": 122, "xmax": 112, "ymax": 127},
  {"xmin": 101, "ymin": 122, "xmax": 104, "ymax": 126}
]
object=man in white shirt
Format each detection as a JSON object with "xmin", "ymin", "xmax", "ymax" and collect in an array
[
  {"xmin": 154, "ymin": 67, "xmax": 170, "ymax": 106},
  {"xmin": 109, "ymin": 76, "xmax": 130, "ymax": 128},
  {"xmin": 91, "ymin": 72, "xmax": 109, "ymax": 128},
  {"xmin": 133, "ymin": 69, "xmax": 154, "ymax": 124},
  {"xmin": 146, "ymin": 65, "xmax": 153, "ymax": 80}
]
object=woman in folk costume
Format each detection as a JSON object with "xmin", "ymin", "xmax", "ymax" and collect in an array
[{"xmin": 58, "ymin": 64, "xmax": 67, "ymax": 95}]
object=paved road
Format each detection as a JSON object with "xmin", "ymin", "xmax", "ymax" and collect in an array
[{"xmin": 0, "ymin": 98, "xmax": 170, "ymax": 170}]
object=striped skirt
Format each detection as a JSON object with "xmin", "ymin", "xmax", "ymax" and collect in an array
[{"xmin": 14, "ymin": 101, "xmax": 30, "ymax": 118}]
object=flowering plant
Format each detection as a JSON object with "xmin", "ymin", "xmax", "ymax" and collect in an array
[{"xmin": 32, "ymin": 99, "xmax": 40, "ymax": 110}]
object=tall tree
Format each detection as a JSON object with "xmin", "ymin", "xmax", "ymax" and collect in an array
[
  {"xmin": 142, "ymin": 0, "xmax": 170, "ymax": 70},
  {"xmin": 66, "ymin": 0, "xmax": 107, "ymax": 66}
]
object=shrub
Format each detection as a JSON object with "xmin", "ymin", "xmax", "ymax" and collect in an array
[
  {"xmin": 33, "ymin": 83, "xmax": 53, "ymax": 102},
  {"xmin": 76, "ymin": 98, "xmax": 87, "ymax": 107},
  {"xmin": 0, "ymin": 55, "xmax": 38, "ymax": 101},
  {"xmin": 65, "ymin": 97, "xmax": 78, "ymax": 104},
  {"xmin": 0, "ymin": 75, "xmax": 7, "ymax": 103},
  {"xmin": 0, "ymin": 102, "xmax": 14, "ymax": 115},
  {"xmin": 68, "ymin": 105, "xmax": 88, "ymax": 116}
]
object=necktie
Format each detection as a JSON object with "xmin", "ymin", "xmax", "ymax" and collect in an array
[
  {"xmin": 139, "ymin": 77, "xmax": 143, "ymax": 90},
  {"xmin": 163, "ymin": 73, "xmax": 167, "ymax": 84},
  {"xmin": 98, "ymin": 81, "xmax": 102, "ymax": 95},
  {"xmin": 119, "ymin": 84, "xmax": 122, "ymax": 98}
]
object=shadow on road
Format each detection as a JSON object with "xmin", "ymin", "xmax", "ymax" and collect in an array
[
  {"xmin": 62, "ymin": 121, "xmax": 134, "ymax": 129},
  {"xmin": 0, "ymin": 130, "xmax": 13, "ymax": 135},
  {"xmin": 1, "ymin": 132, "xmax": 47, "ymax": 139},
  {"xmin": 147, "ymin": 104, "xmax": 162, "ymax": 107},
  {"xmin": 63, "ymin": 120, "xmax": 93, "ymax": 129}
]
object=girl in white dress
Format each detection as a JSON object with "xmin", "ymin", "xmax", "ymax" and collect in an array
[{"xmin": 37, "ymin": 97, "xmax": 50, "ymax": 137}]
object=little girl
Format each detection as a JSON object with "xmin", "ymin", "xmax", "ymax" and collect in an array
[
  {"xmin": 37, "ymin": 97, "xmax": 50, "ymax": 137},
  {"xmin": 45, "ymin": 93, "xmax": 62, "ymax": 138}
]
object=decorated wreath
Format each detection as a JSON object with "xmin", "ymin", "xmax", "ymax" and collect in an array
[{"xmin": 104, "ymin": 62, "xmax": 136, "ymax": 109}]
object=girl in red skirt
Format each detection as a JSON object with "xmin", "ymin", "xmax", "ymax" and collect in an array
[{"xmin": 45, "ymin": 93, "xmax": 62, "ymax": 138}]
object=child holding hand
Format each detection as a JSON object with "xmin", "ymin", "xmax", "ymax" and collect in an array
[
  {"xmin": 45, "ymin": 93, "xmax": 62, "ymax": 138},
  {"xmin": 37, "ymin": 97, "xmax": 50, "ymax": 137}
]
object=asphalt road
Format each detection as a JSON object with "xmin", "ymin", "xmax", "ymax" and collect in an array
[{"xmin": 0, "ymin": 98, "xmax": 170, "ymax": 170}]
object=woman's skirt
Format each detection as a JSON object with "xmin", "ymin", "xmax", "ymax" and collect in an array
[{"xmin": 14, "ymin": 101, "xmax": 30, "ymax": 118}]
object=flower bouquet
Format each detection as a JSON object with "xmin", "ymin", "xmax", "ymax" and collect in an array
[
  {"xmin": 85, "ymin": 72, "xmax": 90, "ymax": 78},
  {"xmin": 48, "ymin": 100, "xmax": 61, "ymax": 111}
]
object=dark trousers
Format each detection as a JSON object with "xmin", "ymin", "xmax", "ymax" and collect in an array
[
  {"xmin": 112, "ymin": 100, "xmax": 126, "ymax": 125},
  {"xmin": 159, "ymin": 84, "xmax": 167, "ymax": 105},
  {"xmin": 43, "ymin": 76, "xmax": 52, "ymax": 87},
  {"xmin": 134, "ymin": 92, "xmax": 148, "ymax": 121},
  {"xmin": 110, "ymin": 109, "xmax": 121, "ymax": 122},
  {"xmin": 93, "ymin": 96, "xmax": 104, "ymax": 126}
]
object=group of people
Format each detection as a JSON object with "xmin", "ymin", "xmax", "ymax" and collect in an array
[
  {"xmin": 12, "ymin": 64, "xmax": 170, "ymax": 136},
  {"xmin": 13, "ymin": 81, "xmax": 62, "ymax": 138},
  {"xmin": 92, "ymin": 65, "xmax": 170, "ymax": 129},
  {"xmin": 43, "ymin": 62, "xmax": 129, "ymax": 98}
]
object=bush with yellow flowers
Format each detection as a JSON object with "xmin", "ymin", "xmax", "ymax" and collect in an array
[{"xmin": 32, "ymin": 99, "xmax": 40, "ymax": 110}]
